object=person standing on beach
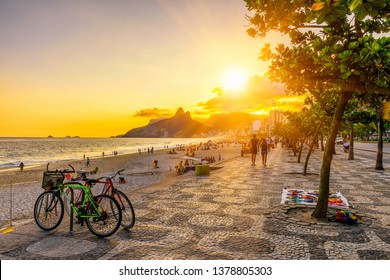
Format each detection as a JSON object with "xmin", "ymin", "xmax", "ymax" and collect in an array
[
  {"xmin": 250, "ymin": 134, "xmax": 259, "ymax": 166},
  {"xmin": 19, "ymin": 161, "xmax": 24, "ymax": 172},
  {"xmin": 86, "ymin": 157, "xmax": 90, "ymax": 167},
  {"xmin": 260, "ymin": 138, "xmax": 268, "ymax": 166}
]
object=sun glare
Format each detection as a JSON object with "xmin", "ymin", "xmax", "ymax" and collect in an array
[{"xmin": 221, "ymin": 69, "xmax": 248, "ymax": 91}]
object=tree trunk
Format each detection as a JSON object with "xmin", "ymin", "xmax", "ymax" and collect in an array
[
  {"xmin": 348, "ymin": 125, "xmax": 354, "ymax": 160},
  {"xmin": 292, "ymin": 139, "xmax": 297, "ymax": 156},
  {"xmin": 304, "ymin": 127, "xmax": 321, "ymax": 176},
  {"xmin": 321, "ymin": 133, "xmax": 325, "ymax": 151},
  {"xmin": 298, "ymin": 138, "xmax": 306, "ymax": 163},
  {"xmin": 312, "ymin": 91, "xmax": 353, "ymax": 219},
  {"xmin": 375, "ymin": 109, "xmax": 384, "ymax": 170},
  {"xmin": 303, "ymin": 145, "xmax": 312, "ymax": 176}
]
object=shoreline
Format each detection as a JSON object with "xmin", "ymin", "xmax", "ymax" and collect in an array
[
  {"xmin": 0, "ymin": 141, "xmax": 240, "ymax": 186},
  {"xmin": 0, "ymin": 136, "xmax": 228, "ymax": 170},
  {"xmin": 0, "ymin": 143, "xmax": 241, "ymax": 227}
]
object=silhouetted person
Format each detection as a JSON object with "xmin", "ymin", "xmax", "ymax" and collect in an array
[
  {"xmin": 250, "ymin": 134, "xmax": 259, "ymax": 166},
  {"xmin": 19, "ymin": 161, "xmax": 24, "ymax": 172}
]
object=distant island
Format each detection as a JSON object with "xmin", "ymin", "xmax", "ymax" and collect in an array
[
  {"xmin": 47, "ymin": 135, "xmax": 81, "ymax": 138},
  {"xmin": 118, "ymin": 107, "xmax": 264, "ymax": 138}
]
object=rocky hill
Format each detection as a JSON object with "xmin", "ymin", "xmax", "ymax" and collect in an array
[{"xmin": 121, "ymin": 108, "xmax": 209, "ymax": 138}]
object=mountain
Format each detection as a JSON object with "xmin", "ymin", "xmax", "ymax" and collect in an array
[{"xmin": 121, "ymin": 108, "xmax": 209, "ymax": 138}]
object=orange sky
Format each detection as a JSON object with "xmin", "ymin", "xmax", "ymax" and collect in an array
[{"xmin": 0, "ymin": 0, "xmax": 301, "ymax": 137}]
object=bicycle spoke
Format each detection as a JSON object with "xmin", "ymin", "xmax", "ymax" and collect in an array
[
  {"xmin": 34, "ymin": 191, "xmax": 64, "ymax": 231},
  {"xmin": 85, "ymin": 194, "xmax": 121, "ymax": 237}
]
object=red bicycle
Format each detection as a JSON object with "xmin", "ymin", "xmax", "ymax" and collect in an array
[{"xmin": 64, "ymin": 168, "xmax": 135, "ymax": 229}]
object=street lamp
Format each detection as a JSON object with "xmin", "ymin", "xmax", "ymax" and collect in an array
[{"xmin": 271, "ymin": 100, "xmax": 277, "ymax": 136}]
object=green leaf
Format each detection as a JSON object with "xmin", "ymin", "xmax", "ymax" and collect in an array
[
  {"xmin": 357, "ymin": 4, "xmax": 369, "ymax": 20},
  {"xmin": 369, "ymin": 122, "xmax": 378, "ymax": 131},
  {"xmin": 348, "ymin": 41, "xmax": 359, "ymax": 49},
  {"xmin": 349, "ymin": 0, "xmax": 362, "ymax": 12},
  {"xmin": 370, "ymin": 41, "xmax": 380, "ymax": 53},
  {"xmin": 340, "ymin": 65, "xmax": 349, "ymax": 73},
  {"xmin": 363, "ymin": 2, "xmax": 373, "ymax": 13},
  {"xmin": 316, "ymin": 12, "xmax": 327, "ymax": 24},
  {"xmin": 343, "ymin": 50, "xmax": 353, "ymax": 57},
  {"xmin": 334, "ymin": 5, "xmax": 348, "ymax": 16},
  {"xmin": 342, "ymin": 71, "xmax": 352, "ymax": 79},
  {"xmin": 352, "ymin": 70, "xmax": 361, "ymax": 75}
]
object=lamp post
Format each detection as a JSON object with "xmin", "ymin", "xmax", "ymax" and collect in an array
[{"xmin": 271, "ymin": 100, "xmax": 277, "ymax": 136}]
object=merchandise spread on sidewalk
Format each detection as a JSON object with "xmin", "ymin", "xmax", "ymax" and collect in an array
[{"xmin": 281, "ymin": 188, "xmax": 349, "ymax": 209}]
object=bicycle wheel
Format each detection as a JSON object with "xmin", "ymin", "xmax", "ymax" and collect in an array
[
  {"xmin": 114, "ymin": 190, "xmax": 135, "ymax": 229},
  {"xmin": 34, "ymin": 191, "xmax": 64, "ymax": 231},
  {"xmin": 85, "ymin": 194, "xmax": 122, "ymax": 237}
]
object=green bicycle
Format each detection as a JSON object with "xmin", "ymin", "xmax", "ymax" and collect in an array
[{"xmin": 34, "ymin": 165, "xmax": 122, "ymax": 237}]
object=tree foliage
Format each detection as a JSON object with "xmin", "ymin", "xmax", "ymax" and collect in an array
[{"xmin": 244, "ymin": 0, "xmax": 390, "ymax": 218}]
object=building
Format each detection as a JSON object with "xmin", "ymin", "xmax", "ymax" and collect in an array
[{"xmin": 269, "ymin": 110, "xmax": 284, "ymax": 134}]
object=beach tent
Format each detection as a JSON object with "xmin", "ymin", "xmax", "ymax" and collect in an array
[{"xmin": 180, "ymin": 156, "xmax": 209, "ymax": 164}]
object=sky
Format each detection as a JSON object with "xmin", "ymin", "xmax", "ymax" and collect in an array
[{"xmin": 0, "ymin": 0, "xmax": 300, "ymax": 137}]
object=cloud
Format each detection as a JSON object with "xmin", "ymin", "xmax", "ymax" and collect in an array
[
  {"xmin": 195, "ymin": 75, "xmax": 303, "ymax": 115},
  {"xmin": 134, "ymin": 108, "xmax": 173, "ymax": 118},
  {"xmin": 133, "ymin": 76, "xmax": 305, "ymax": 122}
]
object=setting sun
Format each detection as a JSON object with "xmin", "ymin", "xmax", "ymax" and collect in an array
[{"xmin": 221, "ymin": 68, "xmax": 248, "ymax": 91}]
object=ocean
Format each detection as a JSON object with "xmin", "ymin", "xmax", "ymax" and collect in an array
[{"xmin": 0, "ymin": 137, "xmax": 211, "ymax": 169}]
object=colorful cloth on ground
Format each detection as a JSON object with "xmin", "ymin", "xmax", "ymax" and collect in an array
[
  {"xmin": 335, "ymin": 210, "xmax": 358, "ymax": 224},
  {"xmin": 281, "ymin": 188, "xmax": 349, "ymax": 209}
]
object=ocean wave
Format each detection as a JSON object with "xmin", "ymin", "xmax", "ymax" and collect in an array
[{"xmin": 0, "ymin": 137, "xmax": 211, "ymax": 169}]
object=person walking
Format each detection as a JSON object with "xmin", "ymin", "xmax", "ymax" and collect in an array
[
  {"xmin": 86, "ymin": 157, "xmax": 90, "ymax": 167},
  {"xmin": 250, "ymin": 134, "xmax": 259, "ymax": 166},
  {"xmin": 260, "ymin": 138, "xmax": 268, "ymax": 166},
  {"xmin": 19, "ymin": 161, "xmax": 24, "ymax": 172}
]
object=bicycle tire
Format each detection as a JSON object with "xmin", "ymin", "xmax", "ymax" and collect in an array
[
  {"xmin": 34, "ymin": 191, "xmax": 64, "ymax": 231},
  {"xmin": 114, "ymin": 190, "xmax": 135, "ymax": 229},
  {"xmin": 85, "ymin": 194, "xmax": 122, "ymax": 237}
]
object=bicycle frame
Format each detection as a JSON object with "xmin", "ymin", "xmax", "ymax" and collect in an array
[
  {"xmin": 35, "ymin": 164, "xmax": 122, "ymax": 237},
  {"xmin": 60, "ymin": 167, "xmax": 134, "ymax": 230},
  {"xmin": 59, "ymin": 183, "xmax": 102, "ymax": 219},
  {"xmin": 99, "ymin": 179, "xmax": 116, "ymax": 197},
  {"xmin": 72, "ymin": 171, "xmax": 122, "ymax": 203}
]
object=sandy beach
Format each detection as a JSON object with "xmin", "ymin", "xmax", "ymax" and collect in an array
[{"xmin": 0, "ymin": 142, "xmax": 241, "ymax": 228}]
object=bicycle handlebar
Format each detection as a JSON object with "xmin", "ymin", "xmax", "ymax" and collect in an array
[
  {"xmin": 46, "ymin": 163, "xmax": 75, "ymax": 173},
  {"xmin": 97, "ymin": 169, "xmax": 125, "ymax": 180}
]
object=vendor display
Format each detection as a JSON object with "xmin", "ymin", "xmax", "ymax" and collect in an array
[{"xmin": 281, "ymin": 188, "xmax": 349, "ymax": 209}]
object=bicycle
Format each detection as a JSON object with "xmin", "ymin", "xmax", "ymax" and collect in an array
[
  {"xmin": 64, "ymin": 169, "xmax": 135, "ymax": 229},
  {"xmin": 34, "ymin": 165, "xmax": 122, "ymax": 237}
]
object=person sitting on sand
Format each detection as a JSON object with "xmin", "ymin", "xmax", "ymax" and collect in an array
[
  {"xmin": 153, "ymin": 160, "xmax": 159, "ymax": 169},
  {"xmin": 176, "ymin": 160, "xmax": 185, "ymax": 174},
  {"xmin": 91, "ymin": 167, "xmax": 99, "ymax": 174}
]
